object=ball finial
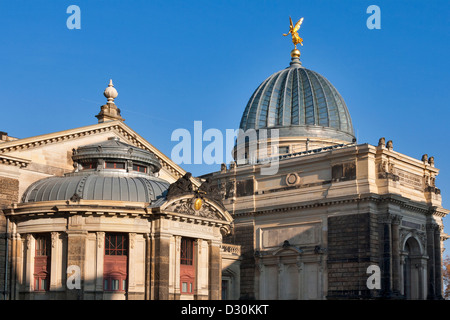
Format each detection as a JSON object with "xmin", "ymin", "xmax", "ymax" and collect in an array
[
  {"xmin": 103, "ymin": 79, "xmax": 118, "ymax": 103},
  {"xmin": 290, "ymin": 49, "xmax": 301, "ymax": 58}
]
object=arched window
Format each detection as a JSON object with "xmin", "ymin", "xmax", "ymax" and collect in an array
[{"xmin": 34, "ymin": 234, "xmax": 51, "ymax": 291}]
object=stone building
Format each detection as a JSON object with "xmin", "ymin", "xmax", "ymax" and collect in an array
[
  {"xmin": 205, "ymin": 49, "xmax": 449, "ymax": 300},
  {"xmin": 0, "ymin": 45, "xmax": 448, "ymax": 301},
  {"xmin": 0, "ymin": 81, "xmax": 238, "ymax": 300}
]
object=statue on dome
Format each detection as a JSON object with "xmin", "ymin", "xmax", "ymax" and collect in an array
[{"xmin": 283, "ymin": 16, "xmax": 304, "ymax": 48}]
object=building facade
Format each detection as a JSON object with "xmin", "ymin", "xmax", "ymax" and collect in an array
[
  {"xmin": 206, "ymin": 49, "xmax": 449, "ymax": 300},
  {"xmin": 0, "ymin": 47, "xmax": 448, "ymax": 300},
  {"xmin": 0, "ymin": 82, "xmax": 238, "ymax": 300}
]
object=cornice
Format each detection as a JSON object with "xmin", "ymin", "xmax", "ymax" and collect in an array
[{"xmin": 232, "ymin": 193, "xmax": 447, "ymax": 218}]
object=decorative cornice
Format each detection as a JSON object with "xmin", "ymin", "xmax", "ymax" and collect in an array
[
  {"xmin": 233, "ymin": 193, "xmax": 446, "ymax": 218},
  {"xmin": 0, "ymin": 154, "xmax": 31, "ymax": 167}
]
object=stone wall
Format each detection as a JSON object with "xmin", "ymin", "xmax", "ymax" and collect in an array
[
  {"xmin": 0, "ymin": 177, "xmax": 19, "ymax": 208},
  {"xmin": 327, "ymin": 212, "xmax": 380, "ymax": 299},
  {"xmin": 224, "ymin": 222, "xmax": 255, "ymax": 299},
  {"xmin": 0, "ymin": 176, "xmax": 18, "ymax": 299}
]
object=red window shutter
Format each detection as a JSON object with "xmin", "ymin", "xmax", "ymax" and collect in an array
[
  {"xmin": 34, "ymin": 235, "xmax": 51, "ymax": 291},
  {"xmin": 103, "ymin": 234, "xmax": 128, "ymax": 292},
  {"xmin": 180, "ymin": 238, "xmax": 195, "ymax": 294}
]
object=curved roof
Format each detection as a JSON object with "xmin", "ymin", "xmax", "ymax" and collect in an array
[
  {"xmin": 22, "ymin": 174, "xmax": 169, "ymax": 203},
  {"xmin": 22, "ymin": 136, "xmax": 170, "ymax": 204},
  {"xmin": 238, "ymin": 56, "xmax": 355, "ymax": 142},
  {"xmin": 73, "ymin": 136, "xmax": 162, "ymax": 173}
]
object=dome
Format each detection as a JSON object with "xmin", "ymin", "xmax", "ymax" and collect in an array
[
  {"xmin": 21, "ymin": 137, "xmax": 170, "ymax": 203},
  {"xmin": 21, "ymin": 174, "xmax": 169, "ymax": 203},
  {"xmin": 238, "ymin": 53, "xmax": 355, "ymax": 144}
]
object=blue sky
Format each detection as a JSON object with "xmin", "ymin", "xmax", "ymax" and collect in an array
[{"xmin": 1, "ymin": 1, "xmax": 449, "ymax": 241}]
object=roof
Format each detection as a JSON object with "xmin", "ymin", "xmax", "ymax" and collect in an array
[{"xmin": 238, "ymin": 55, "xmax": 355, "ymax": 142}]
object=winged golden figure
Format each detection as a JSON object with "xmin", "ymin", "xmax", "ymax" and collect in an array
[{"xmin": 283, "ymin": 17, "xmax": 304, "ymax": 48}]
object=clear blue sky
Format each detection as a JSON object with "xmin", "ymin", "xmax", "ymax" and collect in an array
[{"xmin": 1, "ymin": 1, "xmax": 449, "ymax": 240}]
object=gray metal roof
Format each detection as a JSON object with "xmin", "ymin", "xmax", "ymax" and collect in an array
[
  {"xmin": 238, "ymin": 60, "xmax": 355, "ymax": 142},
  {"xmin": 73, "ymin": 136, "xmax": 161, "ymax": 173},
  {"xmin": 22, "ymin": 137, "xmax": 170, "ymax": 204},
  {"xmin": 22, "ymin": 173, "xmax": 169, "ymax": 203}
]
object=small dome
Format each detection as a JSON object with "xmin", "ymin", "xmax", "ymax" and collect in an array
[
  {"xmin": 21, "ymin": 174, "xmax": 169, "ymax": 203},
  {"xmin": 238, "ymin": 56, "xmax": 355, "ymax": 143},
  {"xmin": 22, "ymin": 137, "xmax": 170, "ymax": 203}
]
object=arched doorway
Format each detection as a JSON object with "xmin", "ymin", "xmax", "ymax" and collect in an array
[{"xmin": 403, "ymin": 237, "xmax": 423, "ymax": 299}]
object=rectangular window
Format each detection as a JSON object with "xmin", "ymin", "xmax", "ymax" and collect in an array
[
  {"xmin": 180, "ymin": 237, "xmax": 195, "ymax": 295},
  {"xmin": 104, "ymin": 233, "xmax": 128, "ymax": 292},
  {"xmin": 34, "ymin": 234, "xmax": 51, "ymax": 291},
  {"xmin": 180, "ymin": 238, "xmax": 194, "ymax": 265},
  {"xmin": 105, "ymin": 162, "xmax": 125, "ymax": 169},
  {"xmin": 82, "ymin": 161, "xmax": 97, "ymax": 170},
  {"xmin": 105, "ymin": 234, "xmax": 128, "ymax": 256},
  {"xmin": 132, "ymin": 164, "xmax": 147, "ymax": 173}
]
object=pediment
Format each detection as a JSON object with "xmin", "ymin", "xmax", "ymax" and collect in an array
[{"xmin": 160, "ymin": 195, "xmax": 233, "ymax": 224}]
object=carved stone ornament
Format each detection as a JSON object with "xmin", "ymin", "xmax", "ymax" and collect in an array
[
  {"xmin": 166, "ymin": 172, "xmax": 193, "ymax": 199},
  {"xmin": 285, "ymin": 173, "xmax": 299, "ymax": 186},
  {"xmin": 165, "ymin": 197, "xmax": 223, "ymax": 220},
  {"xmin": 70, "ymin": 193, "xmax": 82, "ymax": 202},
  {"xmin": 51, "ymin": 232, "xmax": 59, "ymax": 248},
  {"xmin": 97, "ymin": 232, "xmax": 105, "ymax": 248},
  {"xmin": 198, "ymin": 177, "xmax": 225, "ymax": 208},
  {"xmin": 129, "ymin": 233, "xmax": 136, "ymax": 249}
]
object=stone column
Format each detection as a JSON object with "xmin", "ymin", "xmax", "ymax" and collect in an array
[
  {"xmin": 66, "ymin": 230, "xmax": 88, "ymax": 300},
  {"xmin": 49, "ymin": 232, "xmax": 61, "ymax": 292},
  {"xmin": 434, "ymin": 226, "xmax": 443, "ymax": 299},
  {"xmin": 95, "ymin": 232, "xmax": 105, "ymax": 297},
  {"xmin": 145, "ymin": 233, "xmax": 152, "ymax": 300},
  {"xmin": 277, "ymin": 258, "xmax": 283, "ymax": 300},
  {"xmin": 379, "ymin": 214, "xmax": 392, "ymax": 297},
  {"xmin": 391, "ymin": 215, "xmax": 402, "ymax": 295},
  {"xmin": 128, "ymin": 233, "xmax": 136, "ymax": 296},
  {"xmin": 256, "ymin": 258, "xmax": 265, "ymax": 300},
  {"xmin": 10, "ymin": 230, "xmax": 23, "ymax": 300},
  {"xmin": 154, "ymin": 233, "xmax": 172, "ymax": 300},
  {"xmin": 25, "ymin": 234, "xmax": 34, "ymax": 293},
  {"xmin": 208, "ymin": 240, "xmax": 222, "ymax": 300},
  {"xmin": 426, "ymin": 224, "xmax": 436, "ymax": 299},
  {"xmin": 296, "ymin": 258, "xmax": 304, "ymax": 300},
  {"xmin": 195, "ymin": 239, "xmax": 209, "ymax": 299}
]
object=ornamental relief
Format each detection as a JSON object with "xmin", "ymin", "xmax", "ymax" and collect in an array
[
  {"xmin": 165, "ymin": 197, "xmax": 223, "ymax": 221},
  {"xmin": 399, "ymin": 228, "xmax": 427, "ymax": 251}
]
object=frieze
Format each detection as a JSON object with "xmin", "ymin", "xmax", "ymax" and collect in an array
[{"xmin": 396, "ymin": 168, "xmax": 422, "ymax": 189}]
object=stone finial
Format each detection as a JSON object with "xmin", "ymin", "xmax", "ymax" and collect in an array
[
  {"xmin": 96, "ymin": 79, "xmax": 124, "ymax": 123},
  {"xmin": 378, "ymin": 137, "xmax": 385, "ymax": 148},
  {"xmin": 421, "ymin": 154, "xmax": 428, "ymax": 162},
  {"xmin": 428, "ymin": 156, "xmax": 435, "ymax": 167},
  {"xmin": 104, "ymin": 79, "xmax": 118, "ymax": 103},
  {"xmin": 386, "ymin": 140, "xmax": 393, "ymax": 150}
]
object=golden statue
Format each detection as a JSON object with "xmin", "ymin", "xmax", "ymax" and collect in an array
[{"xmin": 283, "ymin": 17, "xmax": 304, "ymax": 48}]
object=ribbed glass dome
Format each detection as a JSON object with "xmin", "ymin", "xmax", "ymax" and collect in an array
[{"xmin": 238, "ymin": 55, "xmax": 355, "ymax": 143}]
